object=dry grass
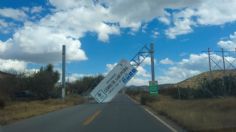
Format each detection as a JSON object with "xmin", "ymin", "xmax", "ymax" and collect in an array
[
  {"xmin": 133, "ymin": 95, "xmax": 236, "ymax": 131},
  {"xmin": 176, "ymin": 70, "xmax": 236, "ymax": 88},
  {"xmin": 0, "ymin": 95, "xmax": 85, "ymax": 125}
]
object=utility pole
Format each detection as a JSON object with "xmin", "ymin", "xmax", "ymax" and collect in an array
[
  {"xmin": 150, "ymin": 43, "xmax": 155, "ymax": 81},
  {"xmin": 221, "ymin": 48, "xmax": 225, "ymax": 72},
  {"xmin": 207, "ymin": 48, "xmax": 212, "ymax": 80},
  {"xmin": 207, "ymin": 48, "xmax": 212, "ymax": 72},
  {"xmin": 62, "ymin": 45, "xmax": 66, "ymax": 99}
]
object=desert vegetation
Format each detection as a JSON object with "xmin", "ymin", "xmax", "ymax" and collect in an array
[
  {"xmin": 0, "ymin": 65, "xmax": 103, "ymax": 125},
  {"xmin": 127, "ymin": 71, "xmax": 236, "ymax": 131}
]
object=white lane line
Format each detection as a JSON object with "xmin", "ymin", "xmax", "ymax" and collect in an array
[
  {"xmin": 126, "ymin": 95, "xmax": 139, "ymax": 104},
  {"xmin": 143, "ymin": 108, "xmax": 178, "ymax": 132},
  {"xmin": 126, "ymin": 95, "xmax": 178, "ymax": 132}
]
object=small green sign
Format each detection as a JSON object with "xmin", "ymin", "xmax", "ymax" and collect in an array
[{"xmin": 149, "ymin": 81, "xmax": 158, "ymax": 95}]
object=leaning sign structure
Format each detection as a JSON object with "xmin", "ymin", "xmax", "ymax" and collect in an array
[
  {"xmin": 90, "ymin": 43, "xmax": 157, "ymax": 103},
  {"xmin": 90, "ymin": 60, "xmax": 137, "ymax": 103}
]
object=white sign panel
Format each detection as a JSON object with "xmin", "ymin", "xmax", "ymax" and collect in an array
[{"xmin": 90, "ymin": 59, "xmax": 137, "ymax": 103}]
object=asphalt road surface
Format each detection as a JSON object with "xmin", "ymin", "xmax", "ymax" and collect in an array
[{"xmin": 1, "ymin": 94, "xmax": 180, "ymax": 132}]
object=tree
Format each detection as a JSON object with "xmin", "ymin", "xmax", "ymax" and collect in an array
[
  {"xmin": 69, "ymin": 75, "xmax": 104, "ymax": 95},
  {"xmin": 30, "ymin": 64, "xmax": 60, "ymax": 99}
]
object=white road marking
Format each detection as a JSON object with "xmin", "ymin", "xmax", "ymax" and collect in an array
[
  {"xmin": 143, "ymin": 108, "xmax": 178, "ymax": 132},
  {"xmin": 126, "ymin": 95, "xmax": 178, "ymax": 132}
]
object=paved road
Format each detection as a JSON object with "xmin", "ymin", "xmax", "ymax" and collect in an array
[{"xmin": 1, "ymin": 94, "xmax": 178, "ymax": 132}]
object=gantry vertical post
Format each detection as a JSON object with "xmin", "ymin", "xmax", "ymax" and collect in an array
[{"xmin": 150, "ymin": 43, "xmax": 155, "ymax": 81}]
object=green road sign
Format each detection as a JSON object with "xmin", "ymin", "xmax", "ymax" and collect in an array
[{"xmin": 149, "ymin": 81, "xmax": 158, "ymax": 95}]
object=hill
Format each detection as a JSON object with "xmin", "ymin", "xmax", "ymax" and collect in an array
[{"xmin": 175, "ymin": 70, "xmax": 236, "ymax": 89}]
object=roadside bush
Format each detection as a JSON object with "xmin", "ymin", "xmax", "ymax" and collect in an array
[
  {"xmin": 140, "ymin": 94, "xmax": 157, "ymax": 105},
  {"xmin": 0, "ymin": 99, "xmax": 5, "ymax": 109},
  {"xmin": 0, "ymin": 64, "xmax": 60, "ymax": 101},
  {"xmin": 125, "ymin": 90, "xmax": 142, "ymax": 96},
  {"xmin": 170, "ymin": 75, "xmax": 236, "ymax": 100},
  {"xmin": 199, "ymin": 75, "xmax": 236, "ymax": 97},
  {"xmin": 171, "ymin": 87, "xmax": 196, "ymax": 99},
  {"xmin": 68, "ymin": 75, "xmax": 104, "ymax": 95}
]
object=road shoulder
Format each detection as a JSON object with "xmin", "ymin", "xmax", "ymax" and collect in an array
[{"xmin": 126, "ymin": 94, "xmax": 185, "ymax": 132}]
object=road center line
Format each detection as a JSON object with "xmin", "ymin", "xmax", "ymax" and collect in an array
[{"xmin": 83, "ymin": 110, "xmax": 101, "ymax": 126}]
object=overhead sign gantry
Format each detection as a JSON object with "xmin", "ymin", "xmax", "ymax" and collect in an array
[{"xmin": 90, "ymin": 43, "xmax": 158, "ymax": 103}]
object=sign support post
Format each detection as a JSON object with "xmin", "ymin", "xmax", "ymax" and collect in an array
[{"xmin": 149, "ymin": 43, "xmax": 158, "ymax": 96}]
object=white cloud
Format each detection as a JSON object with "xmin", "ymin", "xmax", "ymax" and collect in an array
[
  {"xmin": 141, "ymin": 23, "xmax": 148, "ymax": 33},
  {"xmin": 158, "ymin": 11, "xmax": 171, "ymax": 25},
  {"xmin": 160, "ymin": 58, "xmax": 174, "ymax": 65},
  {"xmin": 196, "ymin": 1, "xmax": 236, "ymax": 25},
  {"xmin": 165, "ymin": 8, "xmax": 195, "ymax": 39},
  {"xmin": 0, "ymin": 25, "xmax": 87, "ymax": 63},
  {"xmin": 179, "ymin": 53, "xmax": 209, "ymax": 71},
  {"xmin": 1, "ymin": 0, "xmax": 236, "ymax": 74},
  {"xmin": 157, "ymin": 52, "xmax": 236, "ymax": 84},
  {"xmin": 49, "ymin": 0, "xmax": 93, "ymax": 10},
  {"xmin": 0, "ymin": 8, "xmax": 27, "ymax": 21},
  {"xmin": 142, "ymin": 57, "xmax": 156, "ymax": 66},
  {"xmin": 158, "ymin": 53, "xmax": 209, "ymax": 84},
  {"xmin": 0, "ymin": 19, "xmax": 7, "ymax": 27},
  {"xmin": 0, "ymin": 2, "xmax": 122, "ymax": 63},
  {"xmin": 218, "ymin": 32, "xmax": 236, "ymax": 50},
  {"xmin": 102, "ymin": 0, "xmax": 201, "ymax": 30},
  {"xmin": 128, "ymin": 77, "xmax": 149, "ymax": 86},
  {"xmin": 67, "ymin": 73, "xmax": 96, "ymax": 82},
  {"xmin": 136, "ymin": 66, "xmax": 149, "ymax": 78},
  {"xmin": 31, "ymin": 6, "xmax": 43, "ymax": 14},
  {"xmin": 0, "ymin": 19, "xmax": 18, "ymax": 34},
  {"xmin": 158, "ymin": 67, "xmax": 201, "ymax": 84},
  {"xmin": 105, "ymin": 63, "xmax": 117, "ymax": 74},
  {"xmin": 152, "ymin": 31, "xmax": 159, "ymax": 38},
  {"xmin": 1, "ymin": 0, "xmax": 236, "ymax": 46},
  {"xmin": 0, "ymin": 59, "xmax": 27, "ymax": 73},
  {"xmin": 165, "ymin": 0, "xmax": 236, "ymax": 38}
]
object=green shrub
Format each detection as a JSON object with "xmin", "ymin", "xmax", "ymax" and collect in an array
[
  {"xmin": 140, "ymin": 94, "xmax": 157, "ymax": 105},
  {"xmin": 0, "ymin": 99, "xmax": 6, "ymax": 109}
]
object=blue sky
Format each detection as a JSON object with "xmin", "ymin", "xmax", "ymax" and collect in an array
[{"xmin": 0, "ymin": 0, "xmax": 236, "ymax": 85}]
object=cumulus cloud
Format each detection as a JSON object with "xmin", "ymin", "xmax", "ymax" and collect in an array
[
  {"xmin": 158, "ymin": 54, "xmax": 208, "ymax": 84},
  {"xmin": 0, "ymin": 1, "xmax": 122, "ymax": 63},
  {"xmin": 157, "ymin": 52, "xmax": 236, "ymax": 84},
  {"xmin": 98, "ymin": 0, "xmax": 236, "ymax": 38},
  {"xmin": 127, "ymin": 77, "xmax": 149, "ymax": 86},
  {"xmin": 105, "ymin": 63, "xmax": 117, "ymax": 74},
  {"xmin": 0, "ymin": 24, "xmax": 87, "ymax": 63},
  {"xmin": 160, "ymin": 58, "xmax": 174, "ymax": 65},
  {"xmin": 67, "ymin": 73, "xmax": 96, "ymax": 82},
  {"xmin": 0, "ymin": 8, "xmax": 27, "ymax": 21},
  {"xmin": 1, "ymin": 0, "xmax": 236, "ymax": 64},
  {"xmin": 1, "ymin": 0, "xmax": 236, "ymax": 84},
  {"xmin": 0, "ymin": 59, "xmax": 27, "ymax": 73},
  {"xmin": 165, "ymin": 8, "xmax": 195, "ymax": 39},
  {"xmin": 30, "ymin": 6, "xmax": 43, "ymax": 14},
  {"xmin": 218, "ymin": 32, "xmax": 236, "ymax": 51},
  {"xmin": 152, "ymin": 31, "xmax": 159, "ymax": 38},
  {"xmin": 196, "ymin": 1, "xmax": 236, "ymax": 25},
  {"xmin": 165, "ymin": 0, "xmax": 236, "ymax": 38}
]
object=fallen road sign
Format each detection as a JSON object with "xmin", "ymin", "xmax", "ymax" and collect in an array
[{"xmin": 90, "ymin": 59, "xmax": 137, "ymax": 103}]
